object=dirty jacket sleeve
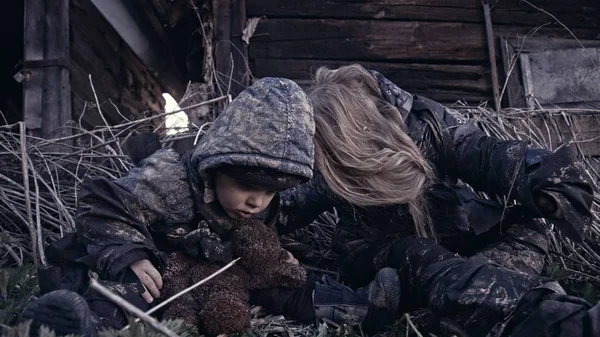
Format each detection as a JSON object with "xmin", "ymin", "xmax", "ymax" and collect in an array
[
  {"xmin": 372, "ymin": 71, "xmax": 554, "ymax": 201},
  {"xmin": 420, "ymin": 96, "xmax": 592, "ymax": 241},
  {"xmin": 427, "ymin": 97, "xmax": 550, "ymax": 200},
  {"xmin": 373, "ymin": 71, "xmax": 592, "ymax": 238},
  {"xmin": 449, "ymin": 116, "xmax": 593, "ymax": 241},
  {"xmin": 277, "ymin": 172, "xmax": 341, "ymax": 235},
  {"xmin": 76, "ymin": 149, "xmax": 196, "ymax": 280}
]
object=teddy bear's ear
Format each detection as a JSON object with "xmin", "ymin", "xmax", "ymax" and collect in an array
[{"xmin": 208, "ymin": 217, "xmax": 255, "ymax": 237}]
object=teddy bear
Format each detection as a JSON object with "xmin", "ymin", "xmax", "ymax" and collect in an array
[{"xmin": 160, "ymin": 218, "xmax": 307, "ymax": 336}]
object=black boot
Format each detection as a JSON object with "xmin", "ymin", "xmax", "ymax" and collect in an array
[
  {"xmin": 386, "ymin": 237, "xmax": 559, "ymax": 336},
  {"xmin": 493, "ymin": 282, "xmax": 600, "ymax": 337},
  {"xmin": 20, "ymin": 281, "xmax": 150, "ymax": 337},
  {"xmin": 20, "ymin": 290, "xmax": 99, "ymax": 337},
  {"xmin": 313, "ymin": 267, "xmax": 400, "ymax": 335}
]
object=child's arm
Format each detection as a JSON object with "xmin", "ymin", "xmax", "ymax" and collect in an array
[
  {"xmin": 439, "ymin": 104, "xmax": 593, "ymax": 242},
  {"xmin": 76, "ymin": 149, "xmax": 196, "ymax": 285},
  {"xmin": 373, "ymin": 70, "xmax": 593, "ymax": 242},
  {"xmin": 276, "ymin": 172, "xmax": 340, "ymax": 235}
]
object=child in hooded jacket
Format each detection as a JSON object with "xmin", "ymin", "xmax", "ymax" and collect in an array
[{"xmin": 19, "ymin": 77, "xmax": 401, "ymax": 337}]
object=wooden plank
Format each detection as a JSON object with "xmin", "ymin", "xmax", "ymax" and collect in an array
[
  {"xmin": 250, "ymin": 19, "xmax": 488, "ymax": 61},
  {"xmin": 290, "ymin": 78, "xmax": 490, "ymax": 104},
  {"xmin": 492, "ymin": 24, "xmax": 600, "ymax": 41},
  {"xmin": 500, "ymin": 37, "xmax": 600, "ymax": 108},
  {"xmin": 70, "ymin": 0, "xmax": 126, "ymax": 125},
  {"xmin": 519, "ymin": 54, "xmax": 536, "ymax": 109},
  {"xmin": 248, "ymin": 0, "xmax": 482, "ymax": 23},
  {"xmin": 247, "ymin": 0, "xmax": 600, "ymax": 28},
  {"xmin": 42, "ymin": 0, "xmax": 71, "ymax": 139},
  {"xmin": 504, "ymin": 36, "xmax": 600, "ymax": 54},
  {"xmin": 212, "ymin": 0, "xmax": 250, "ymax": 97},
  {"xmin": 249, "ymin": 19, "xmax": 598, "ymax": 62},
  {"xmin": 230, "ymin": 0, "xmax": 249, "ymax": 95},
  {"xmin": 253, "ymin": 59, "xmax": 491, "ymax": 93},
  {"xmin": 482, "ymin": 0, "xmax": 500, "ymax": 110},
  {"xmin": 213, "ymin": 0, "xmax": 233, "ymax": 95},
  {"xmin": 90, "ymin": 0, "xmax": 186, "ymax": 99},
  {"xmin": 70, "ymin": 0, "xmax": 166, "ymax": 127},
  {"xmin": 491, "ymin": 4, "xmax": 599, "ymax": 30},
  {"xmin": 69, "ymin": 59, "xmax": 122, "ymax": 126},
  {"xmin": 23, "ymin": 0, "xmax": 45, "ymax": 133},
  {"xmin": 499, "ymin": 35, "xmax": 517, "ymax": 108},
  {"xmin": 131, "ymin": 0, "xmax": 189, "ymax": 100},
  {"xmin": 417, "ymin": 88, "xmax": 491, "ymax": 104},
  {"xmin": 119, "ymin": 46, "xmax": 166, "ymax": 115},
  {"xmin": 525, "ymin": 48, "xmax": 600, "ymax": 106},
  {"xmin": 249, "ymin": 0, "xmax": 596, "ymax": 11},
  {"xmin": 23, "ymin": 0, "xmax": 72, "ymax": 143}
]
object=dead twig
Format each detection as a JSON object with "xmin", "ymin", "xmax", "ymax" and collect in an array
[
  {"xmin": 19, "ymin": 122, "xmax": 38, "ymax": 269},
  {"xmin": 404, "ymin": 314, "xmax": 424, "ymax": 337}
]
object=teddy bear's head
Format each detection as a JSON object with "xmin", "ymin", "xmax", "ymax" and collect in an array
[{"xmin": 230, "ymin": 218, "xmax": 306, "ymax": 289}]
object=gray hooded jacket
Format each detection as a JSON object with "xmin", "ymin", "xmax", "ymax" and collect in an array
[{"xmin": 75, "ymin": 78, "xmax": 314, "ymax": 280}]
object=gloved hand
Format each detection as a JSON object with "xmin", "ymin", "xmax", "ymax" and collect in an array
[
  {"xmin": 525, "ymin": 146, "xmax": 594, "ymax": 243},
  {"xmin": 533, "ymin": 190, "xmax": 562, "ymax": 216}
]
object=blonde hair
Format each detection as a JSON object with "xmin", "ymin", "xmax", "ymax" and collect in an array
[{"xmin": 309, "ymin": 64, "xmax": 436, "ymax": 238}]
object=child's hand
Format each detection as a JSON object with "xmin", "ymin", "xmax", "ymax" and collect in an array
[
  {"xmin": 130, "ymin": 259, "xmax": 163, "ymax": 303},
  {"xmin": 533, "ymin": 190, "xmax": 560, "ymax": 215}
]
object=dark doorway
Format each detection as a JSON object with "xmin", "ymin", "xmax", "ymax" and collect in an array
[{"xmin": 0, "ymin": 2, "xmax": 24, "ymax": 125}]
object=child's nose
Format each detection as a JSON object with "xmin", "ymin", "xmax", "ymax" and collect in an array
[{"xmin": 246, "ymin": 195, "xmax": 264, "ymax": 209}]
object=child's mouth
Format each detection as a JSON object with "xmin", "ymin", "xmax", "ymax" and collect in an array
[{"xmin": 237, "ymin": 210, "xmax": 253, "ymax": 218}]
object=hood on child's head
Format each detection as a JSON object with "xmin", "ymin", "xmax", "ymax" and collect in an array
[{"xmin": 192, "ymin": 77, "xmax": 315, "ymax": 182}]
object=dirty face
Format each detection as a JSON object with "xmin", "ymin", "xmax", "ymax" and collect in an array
[{"xmin": 213, "ymin": 172, "xmax": 277, "ymax": 219}]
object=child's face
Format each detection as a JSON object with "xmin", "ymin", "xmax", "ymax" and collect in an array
[{"xmin": 213, "ymin": 172, "xmax": 277, "ymax": 219}]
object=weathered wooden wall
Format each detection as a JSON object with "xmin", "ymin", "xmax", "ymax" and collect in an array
[
  {"xmin": 24, "ymin": 0, "xmax": 72, "ymax": 140},
  {"xmin": 247, "ymin": 0, "xmax": 600, "ymax": 105},
  {"xmin": 70, "ymin": 0, "xmax": 171, "ymax": 128}
]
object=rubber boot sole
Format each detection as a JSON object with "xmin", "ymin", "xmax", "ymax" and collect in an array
[{"xmin": 20, "ymin": 289, "xmax": 97, "ymax": 337}]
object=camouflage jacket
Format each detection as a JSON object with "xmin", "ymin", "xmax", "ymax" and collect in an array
[
  {"xmin": 75, "ymin": 78, "xmax": 315, "ymax": 280},
  {"xmin": 277, "ymin": 71, "xmax": 593, "ymax": 265}
]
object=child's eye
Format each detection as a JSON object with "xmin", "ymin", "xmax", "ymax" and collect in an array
[{"xmin": 235, "ymin": 181, "xmax": 255, "ymax": 190}]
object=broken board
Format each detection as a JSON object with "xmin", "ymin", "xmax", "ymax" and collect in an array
[{"xmin": 520, "ymin": 47, "xmax": 600, "ymax": 109}]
